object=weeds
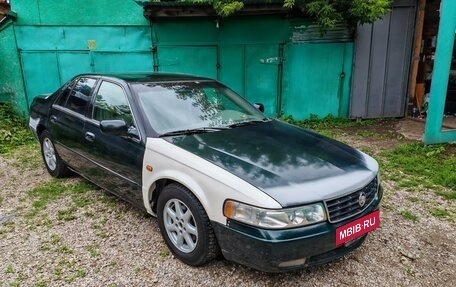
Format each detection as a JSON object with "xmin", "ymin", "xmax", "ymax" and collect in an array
[
  {"xmin": 6, "ymin": 264, "xmax": 14, "ymax": 274},
  {"xmin": 85, "ymin": 244, "xmax": 100, "ymax": 257},
  {"xmin": 57, "ymin": 207, "xmax": 77, "ymax": 221},
  {"xmin": 436, "ymin": 190, "xmax": 456, "ymax": 200},
  {"xmin": 26, "ymin": 179, "xmax": 94, "ymax": 217},
  {"xmin": 159, "ymin": 247, "xmax": 170, "ymax": 258},
  {"xmin": 400, "ymin": 210, "xmax": 419, "ymax": 222},
  {"xmin": 380, "ymin": 143, "xmax": 456, "ymax": 192},
  {"xmin": 280, "ymin": 114, "xmax": 383, "ymax": 131},
  {"xmin": 0, "ymin": 103, "xmax": 34, "ymax": 154},
  {"xmin": 430, "ymin": 208, "xmax": 454, "ymax": 220}
]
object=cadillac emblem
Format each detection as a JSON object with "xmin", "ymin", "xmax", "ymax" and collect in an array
[{"xmin": 358, "ymin": 192, "xmax": 367, "ymax": 207}]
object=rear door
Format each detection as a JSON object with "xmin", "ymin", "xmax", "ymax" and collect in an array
[{"xmin": 48, "ymin": 77, "xmax": 97, "ymax": 170}]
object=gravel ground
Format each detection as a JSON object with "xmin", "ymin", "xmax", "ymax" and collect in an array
[{"xmin": 0, "ymin": 121, "xmax": 455, "ymax": 286}]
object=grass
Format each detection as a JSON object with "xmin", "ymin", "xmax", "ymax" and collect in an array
[
  {"xmin": 26, "ymin": 179, "xmax": 94, "ymax": 217},
  {"xmin": 436, "ymin": 190, "xmax": 456, "ymax": 200},
  {"xmin": 380, "ymin": 143, "xmax": 456, "ymax": 193},
  {"xmin": 400, "ymin": 210, "xmax": 419, "ymax": 222},
  {"xmin": 159, "ymin": 247, "xmax": 170, "ymax": 258},
  {"xmin": 430, "ymin": 208, "xmax": 454, "ymax": 220},
  {"xmin": 57, "ymin": 207, "xmax": 77, "ymax": 221},
  {"xmin": 39, "ymin": 234, "xmax": 73, "ymax": 254},
  {"xmin": 85, "ymin": 244, "xmax": 100, "ymax": 257},
  {"xmin": 0, "ymin": 103, "xmax": 35, "ymax": 154},
  {"xmin": 280, "ymin": 114, "xmax": 383, "ymax": 131},
  {"xmin": 6, "ymin": 264, "xmax": 14, "ymax": 274}
]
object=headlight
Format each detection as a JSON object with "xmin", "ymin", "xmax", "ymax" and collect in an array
[{"xmin": 223, "ymin": 200, "xmax": 327, "ymax": 229}]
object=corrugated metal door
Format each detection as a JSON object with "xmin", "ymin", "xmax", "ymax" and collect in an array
[{"xmin": 350, "ymin": 0, "xmax": 417, "ymax": 118}]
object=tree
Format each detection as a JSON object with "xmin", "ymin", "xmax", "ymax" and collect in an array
[{"xmin": 158, "ymin": 0, "xmax": 392, "ymax": 32}]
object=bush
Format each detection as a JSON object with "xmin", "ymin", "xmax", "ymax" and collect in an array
[{"xmin": 0, "ymin": 103, "xmax": 35, "ymax": 153}]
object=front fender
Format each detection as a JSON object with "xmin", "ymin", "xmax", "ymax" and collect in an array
[{"xmin": 141, "ymin": 138, "xmax": 281, "ymax": 224}]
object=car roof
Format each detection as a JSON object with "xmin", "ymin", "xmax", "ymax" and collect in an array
[{"xmin": 78, "ymin": 72, "xmax": 214, "ymax": 83}]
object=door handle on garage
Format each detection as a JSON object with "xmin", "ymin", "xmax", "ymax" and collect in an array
[
  {"xmin": 85, "ymin": 132, "xmax": 95, "ymax": 142},
  {"xmin": 50, "ymin": 115, "xmax": 57, "ymax": 123}
]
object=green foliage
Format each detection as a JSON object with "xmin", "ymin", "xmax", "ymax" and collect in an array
[
  {"xmin": 161, "ymin": 0, "xmax": 392, "ymax": 31},
  {"xmin": 287, "ymin": 0, "xmax": 392, "ymax": 30},
  {"xmin": 430, "ymin": 208, "xmax": 453, "ymax": 219},
  {"xmin": 280, "ymin": 114, "xmax": 380, "ymax": 131},
  {"xmin": 0, "ymin": 103, "xmax": 34, "ymax": 154},
  {"xmin": 400, "ymin": 210, "xmax": 419, "ymax": 222},
  {"xmin": 27, "ymin": 179, "xmax": 94, "ymax": 217},
  {"xmin": 435, "ymin": 190, "xmax": 456, "ymax": 200},
  {"xmin": 6, "ymin": 265, "xmax": 14, "ymax": 274},
  {"xmin": 214, "ymin": 0, "xmax": 244, "ymax": 16},
  {"xmin": 380, "ymin": 143, "xmax": 456, "ymax": 191}
]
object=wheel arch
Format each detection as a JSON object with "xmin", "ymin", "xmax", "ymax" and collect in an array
[
  {"xmin": 144, "ymin": 172, "xmax": 210, "ymax": 218},
  {"xmin": 36, "ymin": 123, "xmax": 46, "ymax": 138}
]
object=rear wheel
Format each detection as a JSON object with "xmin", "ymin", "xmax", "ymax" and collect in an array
[
  {"xmin": 39, "ymin": 131, "xmax": 71, "ymax": 178},
  {"xmin": 157, "ymin": 183, "xmax": 219, "ymax": 266}
]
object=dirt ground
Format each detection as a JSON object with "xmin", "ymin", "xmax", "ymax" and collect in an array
[{"xmin": 0, "ymin": 119, "xmax": 455, "ymax": 287}]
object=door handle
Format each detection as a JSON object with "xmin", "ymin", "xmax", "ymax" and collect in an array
[
  {"xmin": 85, "ymin": 132, "xmax": 95, "ymax": 142},
  {"xmin": 50, "ymin": 115, "xmax": 57, "ymax": 123}
]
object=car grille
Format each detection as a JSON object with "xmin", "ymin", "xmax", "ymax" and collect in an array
[{"xmin": 325, "ymin": 177, "xmax": 378, "ymax": 223}]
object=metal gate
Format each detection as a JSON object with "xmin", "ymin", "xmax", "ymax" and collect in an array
[
  {"xmin": 350, "ymin": 0, "xmax": 417, "ymax": 118},
  {"xmin": 16, "ymin": 26, "xmax": 153, "ymax": 107}
]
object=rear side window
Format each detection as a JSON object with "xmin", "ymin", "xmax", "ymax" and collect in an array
[{"xmin": 61, "ymin": 77, "xmax": 96, "ymax": 114}]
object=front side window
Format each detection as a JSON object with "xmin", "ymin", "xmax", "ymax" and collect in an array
[
  {"xmin": 63, "ymin": 77, "xmax": 96, "ymax": 114},
  {"xmin": 93, "ymin": 81, "xmax": 133, "ymax": 126}
]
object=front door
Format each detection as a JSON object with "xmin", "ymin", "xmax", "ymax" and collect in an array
[{"xmin": 82, "ymin": 80, "xmax": 145, "ymax": 206}]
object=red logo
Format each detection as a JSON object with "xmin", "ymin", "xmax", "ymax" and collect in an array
[{"xmin": 335, "ymin": 210, "xmax": 380, "ymax": 246}]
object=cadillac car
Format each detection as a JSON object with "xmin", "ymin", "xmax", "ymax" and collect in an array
[{"xmin": 29, "ymin": 73, "xmax": 382, "ymax": 272}]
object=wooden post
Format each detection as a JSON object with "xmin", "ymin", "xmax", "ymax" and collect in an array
[{"xmin": 408, "ymin": 0, "xmax": 426, "ymax": 110}]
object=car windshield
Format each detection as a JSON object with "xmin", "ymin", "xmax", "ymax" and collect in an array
[{"xmin": 132, "ymin": 81, "xmax": 267, "ymax": 135}]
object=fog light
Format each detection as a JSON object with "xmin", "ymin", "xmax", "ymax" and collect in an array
[{"xmin": 278, "ymin": 257, "xmax": 307, "ymax": 268}]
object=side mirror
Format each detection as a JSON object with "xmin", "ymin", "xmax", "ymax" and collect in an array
[
  {"xmin": 100, "ymin": 120, "xmax": 128, "ymax": 136},
  {"xmin": 254, "ymin": 103, "xmax": 265, "ymax": 113}
]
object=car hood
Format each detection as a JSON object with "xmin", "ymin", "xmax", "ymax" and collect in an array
[{"xmin": 164, "ymin": 120, "xmax": 377, "ymax": 207}]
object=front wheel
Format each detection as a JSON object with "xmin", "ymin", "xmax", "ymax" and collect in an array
[
  {"xmin": 39, "ymin": 131, "xmax": 71, "ymax": 178},
  {"xmin": 157, "ymin": 183, "xmax": 219, "ymax": 266}
]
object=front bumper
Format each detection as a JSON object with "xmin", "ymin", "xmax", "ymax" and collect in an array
[{"xmin": 212, "ymin": 185, "xmax": 382, "ymax": 273}]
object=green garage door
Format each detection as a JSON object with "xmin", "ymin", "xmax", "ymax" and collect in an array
[
  {"xmin": 157, "ymin": 46, "xmax": 217, "ymax": 79},
  {"xmin": 93, "ymin": 52, "xmax": 153, "ymax": 73},
  {"xmin": 218, "ymin": 44, "xmax": 281, "ymax": 117},
  {"xmin": 282, "ymin": 43, "xmax": 353, "ymax": 119},
  {"xmin": 244, "ymin": 44, "xmax": 280, "ymax": 116},
  {"xmin": 20, "ymin": 52, "xmax": 61, "ymax": 106},
  {"xmin": 21, "ymin": 51, "xmax": 92, "ymax": 104}
]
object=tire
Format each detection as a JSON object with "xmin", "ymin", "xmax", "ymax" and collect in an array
[
  {"xmin": 39, "ymin": 130, "xmax": 71, "ymax": 178},
  {"xmin": 157, "ymin": 183, "xmax": 219, "ymax": 266}
]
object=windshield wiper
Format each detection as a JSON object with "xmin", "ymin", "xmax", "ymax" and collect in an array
[
  {"xmin": 159, "ymin": 127, "xmax": 229, "ymax": 137},
  {"xmin": 227, "ymin": 118, "xmax": 270, "ymax": 128}
]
